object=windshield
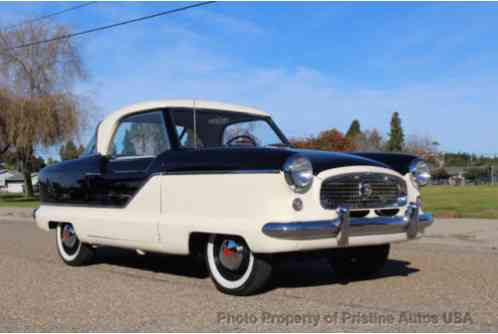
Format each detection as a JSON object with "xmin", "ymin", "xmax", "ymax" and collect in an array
[
  {"xmin": 81, "ymin": 129, "xmax": 97, "ymax": 156},
  {"xmin": 170, "ymin": 109, "xmax": 288, "ymax": 148}
]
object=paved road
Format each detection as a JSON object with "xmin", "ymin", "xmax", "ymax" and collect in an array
[{"xmin": 0, "ymin": 218, "xmax": 497, "ymax": 332}]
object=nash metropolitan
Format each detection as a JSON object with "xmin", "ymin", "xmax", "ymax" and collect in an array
[{"xmin": 34, "ymin": 100, "xmax": 433, "ymax": 295}]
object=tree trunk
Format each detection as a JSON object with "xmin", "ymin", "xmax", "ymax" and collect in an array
[
  {"xmin": 18, "ymin": 147, "xmax": 34, "ymax": 198},
  {"xmin": 22, "ymin": 167, "xmax": 34, "ymax": 198}
]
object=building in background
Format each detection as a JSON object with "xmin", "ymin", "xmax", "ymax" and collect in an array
[{"xmin": 1, "ymin": 172, "xmax": 39, "ymax": 193}]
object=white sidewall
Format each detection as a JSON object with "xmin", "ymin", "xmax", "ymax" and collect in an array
[
  {"xmin": 56, "ymin": 224, "xmax": 82, "ymax": 262},
  {"xmin": 207, "ymin": 235, "xmax": 254, "ymax": 290}
]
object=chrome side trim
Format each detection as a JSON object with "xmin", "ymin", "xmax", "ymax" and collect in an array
[
  {"xmin": 162, "ymin": 169, "xmax": 280, "ymax": 175},
  {"xmin": 262, "ymin": 205, "xmax": 433, "ymax": 241}
]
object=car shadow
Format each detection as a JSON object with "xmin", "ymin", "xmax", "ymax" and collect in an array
[
  {"xmin": 90, "ymin": 247, "xmax": 419, "ymax": 291},
  {"xmin": 271, "ymin": 258, "xmax": 419, "ymax": 290},
  {"xmin": 92, "ymin": 247, "xmax": 209, "ymax": 279}
]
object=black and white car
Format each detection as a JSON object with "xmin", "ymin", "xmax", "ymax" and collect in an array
[{"xmin": 34, "ymin": 100, "xmax": 433, "ymax": 295}]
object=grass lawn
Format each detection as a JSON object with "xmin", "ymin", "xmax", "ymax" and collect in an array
[
  {"xmin": 0, "ymin": 193, "xmax": 40, "ymax": 208},
  {"xmin": 422, "ymin": 185, "xmax": 498, "ymax": 219}
]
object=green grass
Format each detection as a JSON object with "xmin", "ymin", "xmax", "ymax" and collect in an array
[
  {"xmin": 0, "ymin": 193, "xmax": 40, "ymax": 208},
  {"xmin": 421, "ymin": 185, "xmax": 498, "ymax": 219}
]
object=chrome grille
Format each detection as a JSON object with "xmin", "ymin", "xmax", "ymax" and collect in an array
[{"xmin": 320, "ymin": 173, "xmax": 407, "ymax": 210}]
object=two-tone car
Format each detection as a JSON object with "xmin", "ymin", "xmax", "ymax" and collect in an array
[{"xmin": 34, "ymin": 100, "xmax": 433, "ymax": 295}]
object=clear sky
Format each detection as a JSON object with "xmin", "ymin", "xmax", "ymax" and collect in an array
[{"xmin": 1, "ymin": 1, "xmax": 498, "ymax": 155}]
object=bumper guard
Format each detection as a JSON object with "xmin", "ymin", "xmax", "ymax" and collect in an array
[{"xmin": 262, "ymin": 203, "xmax": 433, "ymax": 243}]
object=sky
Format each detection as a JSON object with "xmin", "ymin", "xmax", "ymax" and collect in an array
[{"xmin": 1, "ymin": 1, "xmax": 498, "ymax": 155}]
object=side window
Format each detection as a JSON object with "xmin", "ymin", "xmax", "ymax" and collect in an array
[{"xmin": 110, "ymin": 111, "xmax": 170, "ymax": 158}]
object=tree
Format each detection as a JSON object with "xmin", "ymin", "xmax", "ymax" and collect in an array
[
  {"xmin": 46, "ymin": 157, "xmax": 59, "ymax": 166},
  {"xmin": 0, "ymin": 88, "xmax": 12, "ymax": 156},
  {"xmin": 31, "ymin": 155, "xmax": 46, "ymax": 172},
  {"xmin": 431, "ymin": 167, "xmax": 449, "ymax": 180},
  {"xmin": 386, "ymin": 112, "xmax": 405, "ymax": 152},
  {"xmin": 290, "ymin": 128, "xmax": 354, "ymax": 152},
  {"xmin": 60, "ymin": 140, "xmax": 83, "ymax": 161},
  {"xmin": 345, "ymin": 119, "xmax": 362, "ymax": 140},
  {"xmin": 405, "ymin": 134, "xmax": 441, "ymax": 166},
  {"xmin": 0, "ymin": 22, "xmax": 87, "ymax": 197},
  {"xmin": 465, "ymin": 167, "xmax": 488, "ymax": 183},
  {"xmin": 366, "ymin": 129, "xmax": 383, "ymax": 151},
  {"xmin": 352, "ymin": 129, "xmax": 385, "ymax": 152}
]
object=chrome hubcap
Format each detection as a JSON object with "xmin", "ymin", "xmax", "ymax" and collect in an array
[
  {"xmin": 218, "ymin": 239, "xmax": 245, "ymax": 271},
  {"xmin": 61, "ymin": 225, "xmax": 77, "ymax": 248}
]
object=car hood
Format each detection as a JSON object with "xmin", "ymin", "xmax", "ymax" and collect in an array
[{"xmin": 291, "ymin": 148, "xmax": 389, "ymax": 175}]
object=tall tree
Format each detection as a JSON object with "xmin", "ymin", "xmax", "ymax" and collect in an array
[
  {"xmin": 345, "ymin": 119, "xmax": 362, "ymax": 140},
  {"xmin": 0, "ymin": 22, "xmax": 87, "ymax": 196},
  {"xmin": 387, "ymin": 112, "xmax": 405, "ymax": 152}
]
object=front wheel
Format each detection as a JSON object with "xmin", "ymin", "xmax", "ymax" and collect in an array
[
  {"xmin": 327, "ymin": 244, "xmax": 390, "ymax": 279},
  {"xmin": 56, "ymin": 223, "xmax": 95, "ymax": 266},
  {"xmin": 206, "ymin": 235, "xmax": 272, "ymax": 296}
]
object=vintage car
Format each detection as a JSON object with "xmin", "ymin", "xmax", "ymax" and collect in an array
[{"xmin": 34, "ymin": 100, "xmax": 433, "ymax": 295}]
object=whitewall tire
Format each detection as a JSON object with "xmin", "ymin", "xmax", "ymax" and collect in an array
[
  {"xmin": 206, "ymin": 235, "xmax": 272, "ymax": 296},
  {"xmin": 56, "ymin": 223, "xmax": 95, "ymax": 266}
]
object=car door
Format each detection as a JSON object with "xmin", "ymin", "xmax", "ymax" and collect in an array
[{"xmin": 88, "ymin": 110, "xmax": 171, "ymax": 245}]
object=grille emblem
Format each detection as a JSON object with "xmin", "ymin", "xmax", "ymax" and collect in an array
[{"xmin": 358, "ymin": 182, "xmax": 373, "ymax": 199}]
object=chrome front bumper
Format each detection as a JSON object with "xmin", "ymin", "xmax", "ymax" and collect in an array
[{"xmin": 262, "ymin": 203, "xmax": 433, "ymax": 245}]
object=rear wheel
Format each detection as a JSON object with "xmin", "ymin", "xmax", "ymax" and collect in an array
[
  {"xmin": 56, "ymin": 223, "xmax": 95, "ymax": 266},
  {"xmin": 206, "ymin": 235, "xmax": 272, "ymax": 296},
  {"xmin": 327, "ymin": 244, "xmax": 390, "ymax": 278}
]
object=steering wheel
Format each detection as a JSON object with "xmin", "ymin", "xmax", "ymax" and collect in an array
[{"xmin": 226, "ymin": 135, "xmax": 257, "ymax": 146}]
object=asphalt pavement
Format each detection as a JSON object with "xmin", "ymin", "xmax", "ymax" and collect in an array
[{"xmin": 0, "ymin": 215, "xmax": 497, "ymax": 332}]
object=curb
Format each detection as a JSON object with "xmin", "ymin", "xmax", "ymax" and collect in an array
[{"xmin": 0, "ymin": 207, "xmax": 35, "ymax": 220}]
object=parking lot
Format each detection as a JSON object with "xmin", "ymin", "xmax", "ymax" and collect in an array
[{"xmin": 1, "ymin": 217, "xmax": 497, "ymax": 332}]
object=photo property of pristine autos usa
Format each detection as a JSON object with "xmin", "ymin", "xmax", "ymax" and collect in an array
[{"xmin": 34, "ymin": 100, "xmax": 433, "ymax": 296}]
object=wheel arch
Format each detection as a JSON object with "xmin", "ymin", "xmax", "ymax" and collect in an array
[
  {"xmin": 188, "ymin": 232, "xmax": 209, "ymax": 256},
  {"xmin": 48, "ymin": 221, "xmax": 59, "ymax": 229}
]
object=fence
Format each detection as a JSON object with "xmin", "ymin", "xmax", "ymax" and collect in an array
[{"xmin": 431, "ymin": 165, "xmax": 498, "ymax": 186}]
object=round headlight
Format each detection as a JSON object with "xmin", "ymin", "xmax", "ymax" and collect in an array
[
  {"xmin": 283, "ymin": 156, "xmax": 313, "ymax": 193},
  {"xmin": 410, "ymin": 159, "xmax": 431, "ymax": 187}
]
